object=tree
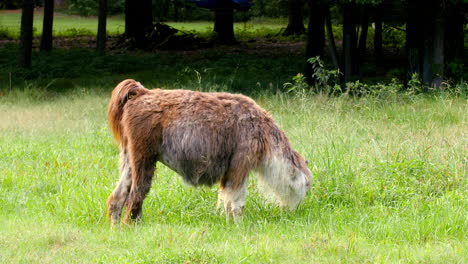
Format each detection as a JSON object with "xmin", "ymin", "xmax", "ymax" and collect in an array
[
  {"xmin": 342, "ymin": 3, "xmax": 358, "ymax": 82},
  {"xmin": 19, "ymin": 0, "xmax": 34, "ymax": 68},
  {"xmin": 97, "ymin": 0, "xmax": 108, "ymax": 52},
  {"xmin": 40, "ymin": 0, "xmax": 54, "ymax": 51},
  {"xmin": 373, "ymin": 6, "xmax": 383, "ymax": 64},
  {"xmin": 125, "ymin": 0, "xmax": 153, "ymax": 49},
  {"xmin": 357, "ymin": 6, "xmax": 369, "ymax": 65},
  {"xmin": 213, "ymin": 0, "xmax": 236, "ymax": 44},
  {"xmin": 432, "ymin": 8, "xmax": 444, "ymax": 87},
  {"xmin": 405, "ymin": 0, "xmax": 451, "ymax": 88},
  {"xmin": 283, "ymin": 0, "xmax": 305, "ymax": 36},
  {"xmin": 324, "ymin": 6, "xmax": 340, "ymax": 71},
  {"xmin": 302, "ymin": 0, "xmax": 465, "ymax": 90},
  {"xmin": 443, "ymin": 1, "xmax": 465, "ymax": 80},
  {"xmin": 304, "ymin": 0, "xmax": 327, "ymax": 85}
]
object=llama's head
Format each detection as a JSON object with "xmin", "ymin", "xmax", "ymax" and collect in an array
[
  {"xmin": 280, "ymin": 150, "xmax": 311, "ymax": 208},
  {"xmin": 257, "ymin": 150, "xmax": 311, "ymax": 209}
]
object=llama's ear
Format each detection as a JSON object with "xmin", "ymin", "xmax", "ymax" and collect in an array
[
  {"xmin": 127, "ymin": 83, "xmax": 145, "ymax": 100},
  {"xmin": 128, "ymin": 89, "xmax": 138, "ymax": 100}
]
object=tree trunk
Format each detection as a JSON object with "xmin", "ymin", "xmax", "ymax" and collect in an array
[
  {"xmin": 342, "ymin": 4, "xmax": 357, "ymax": 83},
  {"xmin": 213, "ymin": 0, "xmax": 236, "ymax": 44},
  {"xmin": 125, "ymin": 0, "xmax": 153, "ymax": 49},
  {"xmin": 19, "ymin": 0, "xmax": 34, "ymax": 68},
  {"xmin": 304, "ymin": 0, "xmax": 326, "ymax": 85},
  {"xmin": 373, "ymin": 7, "xmax": 383, "ymax": 64},
  {"xmin": 283, "ymin": 0, "xmax": 305, "ymax": 36},
  {"xmin": 325, "ymin": 6, "xmax": 340, "ymax": 72},
  {"xmin": 97, "ymin": 0, "xmax": 108, "ymax": 52},
  {"xmin": 173, "ymin": 0, "xmax": 180, "ymax": 21},
  {"xmin": 444, "ymin": 2, "xmax": 465, "ymax": 80},
  {"xmin": 358, "ymin": 7, "xmax": 368, "ymax": 61},
  {"xmin": 40, "ymin": 0, "xmax": 54, "ymax": 51},
  {"xmin": 406, "ymin": 0, "xmax": 423, "ymax": 81},
  {"xmin": 421, "ymin": 4, "xmax": 435, "ymax": 88},
  {"xmin": 432, "ymin": 15, "xmax": 444, "ymax": 87}
]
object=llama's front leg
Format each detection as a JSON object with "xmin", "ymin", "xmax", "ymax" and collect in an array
[
  {"xmin": 218, "ymin": 155, "xmax": 252, "ymax": 222},
  {"xmin": 218, "ymin": 181, "xmax": 247, "ymax": 221},
  {"xmin": 107, "ymin": 150, "xmax": 132, "ymax": 226}
]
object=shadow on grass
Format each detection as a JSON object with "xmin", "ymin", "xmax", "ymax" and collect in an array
[{"xmin": 0, "ymin": 45, "xmax": 303, "ymax": 95}]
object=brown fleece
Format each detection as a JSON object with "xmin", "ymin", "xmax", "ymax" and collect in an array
[{"xmin": 107, "ymin": 79, "xmax": 310, "ymax": 223}]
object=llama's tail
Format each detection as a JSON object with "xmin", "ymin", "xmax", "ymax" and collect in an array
[{"xmin": 108, "ymin": 79, "xmax": 148, "ymax": 144}]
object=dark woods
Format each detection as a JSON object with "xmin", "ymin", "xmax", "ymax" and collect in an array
[
  {"xmin": 304, "ymin": 0, "xmax": 466, "ymax": 89},
  {"xmin": 13, "ymin": 0, "xmax": 468, "ymax": 90}
]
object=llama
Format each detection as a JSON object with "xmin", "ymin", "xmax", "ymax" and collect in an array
[{"xmin": 106, "ymin": 79, "xmax": 311, "ymax": 225}]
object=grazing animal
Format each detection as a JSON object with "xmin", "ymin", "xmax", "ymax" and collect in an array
[{"xmin": 106, "ymin": 79, "xmax": 311, "ymax": 225}]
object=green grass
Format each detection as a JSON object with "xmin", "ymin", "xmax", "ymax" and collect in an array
[
  {"xmin": 0, "ymin": 11, "xmax": 285, "ymax": 38},
  {"xmin": 0, "ymin": 11, "xmax": 125, "ymax": 37},
  {"xmin": 0, "ymin": 87, "xmax": 466, "ymax": 263}
]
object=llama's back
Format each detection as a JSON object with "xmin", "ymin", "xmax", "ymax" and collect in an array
[{"xmin": 150, "ymin": 90, "xmax": 271, "ymax": 185}]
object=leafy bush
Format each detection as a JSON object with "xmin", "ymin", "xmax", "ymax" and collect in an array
[
  {"xmin": 283, "ymin": 73, "xmax": 308, "ymax": 94},
  {"xmin": 0, "ymin": 0, "xmax": 19, "ymax": 9},
  {"xmin": 286, "ymin": 56, "xmax": 341, "ymax": 95},
  {"xmin": 64, "ymin": 0, "xmax": 289, "ymax": 20},
  {"xmin": 68, "ymin": 0, "xmax": 98, "ymax": 16},
  {"xmin": 406, "ymin": 73, "xmax": 423, "ymax": 94},
  {"xmin": 0, "ymin": 26, "xmax": 9, "ymax": 39},
  {"xmin": 445, "ymin": 60, "xmax": 466, "ymax": 81},
  {"xmin": 382, "ymin": 24, "xmax": 406, "ymax": 50},
  {"xmin": 68, "ymin": 0, "xmax": 124, "ymax": 16},
  {"xmin": 307, "ymin": 56, "xmax": 341, "ymax": 91}
]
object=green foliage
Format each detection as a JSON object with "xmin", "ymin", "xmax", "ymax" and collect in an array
[
  {"xmin": 407, "ymin": 73, "xmax": 423, "ymax": 94},
  {"xmin": 68, "ymin": 0, "xmax": 98, "ymax": 16},
  {"xmin": 153, "ymin": 0, "xmax": 214, "ymax": 22},
  {"xmin": 286, "ymin": 56, "xmax": 341, "ymax": 95},
  {"xmin": 283, "ymin": 73, "xmax": 309, "ymax": 94},
  {"xmin": 382, "ymin": 25, "xmax": 406, "ymax": 50},
  {"xmin": 248, "ymin": 0, "xmax": 288, "ymax": 18},
  {"xmin": 63, "ymin": 0, "xmax": 288, "ymax": 21},
  {"xmin": 446, "ymin": 60, "xmax": 466, "ymax": 80},
  {"xmin": 0, "ymin": 0, "xmax": 19, "ymax": 9},
  {"xmin": 307, "ymin": 56, "xmax": 341, "ymax": 91},
  {"xmin": 344, "ymin": 78, "xmax": 403, "ymax": 97},
  {"xmin": 337, "ymin": 0, "xmax": 386, "ymax": 4},
  {"xmin": 68, "ymin": 0, "xmax": 124, "ymax": 16},
  {"xmin": 0, "ymin": 26, "xmax": 9, "ymax": 38}
]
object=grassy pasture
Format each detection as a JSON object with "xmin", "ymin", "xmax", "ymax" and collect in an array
[
  {"xmin": 0, "ymin": 11, "xmax": 285, "ymax": 38},
  {"xmin": 0, "ymin": 9, "xmax": 466, "ymax": 263},
  {"xmin": 0, "ymin": 88, "xmax": 466, "ymax": 263}
]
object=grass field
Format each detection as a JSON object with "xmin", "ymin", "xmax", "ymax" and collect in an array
[
  {"xmin": 0, "ymin": 11, "xmax": 285, "ymax": 38},
  {"xmin": 0, "ymin": 87, "xmax": 466, "ymax": 263},
  {"xmin": 0, "ymin": 9, "xmax": 466, "ymax": 263}
]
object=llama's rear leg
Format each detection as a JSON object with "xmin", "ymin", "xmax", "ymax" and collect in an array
[
  {"xmin": 123, "ymin": 157, "xmax": 156, "ymax": 224},
  {"xmin": 107, "ymin": 150, "xmax": 132, "ymax": 226}
]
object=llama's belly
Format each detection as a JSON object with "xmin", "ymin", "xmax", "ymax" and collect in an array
[
  {"xmin": 158, "ymin": 119, "xmax": 236, "ymax": 186},
  {"xmin": 159, "ymin": 150, "xmax": 230, "ymax": 186}
]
